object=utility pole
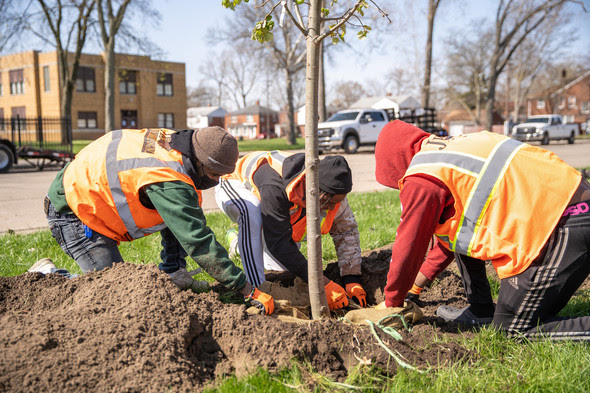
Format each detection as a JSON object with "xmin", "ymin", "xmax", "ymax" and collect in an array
[{"xmin": 266, "ymin": 72, "xmax": 271, "ymax": 140}]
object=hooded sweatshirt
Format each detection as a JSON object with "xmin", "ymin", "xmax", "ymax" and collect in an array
[
  {"xmin": 252, "ymin": 153, "xmax": 361, "ymax": 282},
  {"xmin": 375, "ymin": 121, "xmax": 456, "ymax": 307}
]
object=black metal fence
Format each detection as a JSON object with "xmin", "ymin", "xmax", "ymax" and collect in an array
[{"xmin": 0, "ymin": 116, "xmax": 73, "ymax": 153}]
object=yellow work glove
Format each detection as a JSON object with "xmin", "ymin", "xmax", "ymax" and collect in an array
[
  {"xmin": 375, "ymin": 301, "xmax": 388, "ymax": 310},
  {"xmin": 246, "ymin": 288, "xmax": 275, "ymax": 315},
  {"xmin": 325, "ymin": 281, "xmax": 349, "ymax": 310},
  {"xmin": 345, "ymin": 282, "xmax": 367, "ymax": 307}
]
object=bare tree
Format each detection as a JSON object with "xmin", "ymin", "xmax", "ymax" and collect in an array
[
  {"xmin": 0, "ymin": 0, "xmax": 28, "ymax": 53},
  {"xmin": 187, "ymin": 82, "xmax": 218, "ymax": 108},
  {"xmin": 422, "ymin": 0, "xmax": 442, "ymax": 109},
  {"xmin": 483, "ymin": 0, "xmax": 577, "ymax": 130},
  {"xmin": 95, "ymin": 0, "xmax": 160, "ymax": 132},
  {"xmin": 27, "ymin": 0, "xmax": 95, "ymax": 143},
  {"xmin": 442, "ymin": 23, "xmax": 493, "ymax": 125},
  {"xmin": 329, "ymin": 80, "xmax": 367, "ymax": 109}
]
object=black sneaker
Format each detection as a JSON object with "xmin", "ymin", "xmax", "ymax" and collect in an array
[{"xmin": 436, "ymin": 305, "xmax": 493, "ymax": 326}]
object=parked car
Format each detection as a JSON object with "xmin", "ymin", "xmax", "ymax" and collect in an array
[
  {"xmin": 511, "ymin": 114, "xmax": 576, "ymax": 145},
  {"xmin": 317, "ymin": 108, "xmax": 390, "ymax": 154}
]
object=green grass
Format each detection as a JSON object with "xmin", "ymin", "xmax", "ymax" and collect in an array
[
  {"xmin": 1, "ymin": 189, "xmax": 589, "ymax": 392},
  {"xmin": 73, "ymin": 137, "xmax": 306, "ymax": 155}
]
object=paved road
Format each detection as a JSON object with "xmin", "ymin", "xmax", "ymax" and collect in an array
[{"xmin": 1, "ymin": 140, "xmax": 589, "ymax": 234}]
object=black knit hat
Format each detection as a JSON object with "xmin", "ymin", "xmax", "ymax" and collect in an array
[
  {"xmin": 191, "ymin": 127, "xmax": 239, "ymax": 174},
  {"xmin": 318, "ymin": 155, "xmax": 353, "ymax": 194}
]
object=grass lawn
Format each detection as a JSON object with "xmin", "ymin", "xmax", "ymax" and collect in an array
[{"xmin": 1, "ymin": 189, "xmax": 589, "ymax": 392}]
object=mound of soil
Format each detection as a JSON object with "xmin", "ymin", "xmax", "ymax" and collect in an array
[{"xmin": 0, "ymin": 247, "xmax": 474, "ymax": 393}]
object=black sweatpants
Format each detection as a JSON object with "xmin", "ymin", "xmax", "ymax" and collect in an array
[{"xmin": 461, "ymin": 200, "xmax": 590, "ymax": 340}]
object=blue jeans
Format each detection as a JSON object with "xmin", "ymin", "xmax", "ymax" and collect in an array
[
  {"xmin": 45, "ymin": 196, "xmax": 123, "ymax": 274},
  {"xmin": 45, "ymin": 196, "xmax": 186, "ymax": 274}
]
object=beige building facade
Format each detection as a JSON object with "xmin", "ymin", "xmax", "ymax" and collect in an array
[{"xmin": 0, "ymin": 50, "xmax": 187, "ymax": 139}]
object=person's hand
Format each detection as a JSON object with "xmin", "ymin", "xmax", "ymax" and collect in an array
[
  {"xmin": 168, "ymin": 268, "xmax": 210, "ymax": 292},
  {"xmin": 345, "ymin": 283, "xmax": 367, "ymax": 307},
  {"xmin": 325, "ymin": 281, "xmax": 349, "ymax": 310},
  {"xmin": 375, "ymin": 301, "xmax": 388, "ymax": 310},
  {"xmin": 246, "ymin": 288, "xmax": 275, "ymax": 315}
]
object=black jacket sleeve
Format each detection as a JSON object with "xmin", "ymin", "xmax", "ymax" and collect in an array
[{"xmin": 253, "ymin": 164, "xmax": 309, "ymax": 282}]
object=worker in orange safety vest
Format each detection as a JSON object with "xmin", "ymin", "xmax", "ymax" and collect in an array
[
  {"xmin": 214, "ymin": 151, "xmax": 367, "ymax": 310},
  {"xmin": 375, "ymin": 120, "xmax": 590, "ymax": 340},
  {"xmin": 28, "ymin": 127, "xmax": 274, "ymax": 315}
]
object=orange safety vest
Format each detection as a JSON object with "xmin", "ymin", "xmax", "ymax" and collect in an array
[
  {"xmin": 63, "ymin": 128, "xmax": 202, "ymax": 242},
  {"xmin": 400, "ymin": 132, "xmax": 581, "ymax": 279},
  {"xmin": 224, "ymin": 150, "xmax": 339, "ymax": 242}
]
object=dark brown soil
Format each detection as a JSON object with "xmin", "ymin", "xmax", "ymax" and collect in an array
[{"xmin": 0, "ymin": 245, "xmax": 481, "ymax": 393}]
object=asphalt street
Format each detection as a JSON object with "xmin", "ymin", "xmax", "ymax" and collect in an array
[{"xmin": 1, "ymin": 140, "xmax": 589, "ymax": 234}]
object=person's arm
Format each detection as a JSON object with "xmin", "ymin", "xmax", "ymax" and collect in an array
[
  {"xmin": 253, "ymin": 166, "xmax": 310, "ymax": 282},
  {"xmin": 258, "ymin": 183, "xmax": 310, "ymax": 281},
  {"xmin": 384, "ymin": 176, "xmax": 448, "ymax": 307},
  {"xmin": 329, "ymin": 197, "xmax": 362, "ymax": 277},
  {"xmin": 145, "ymin": 181, "xmax": 247, "ymax": 291},
  {"xmin": 419, "ymin": 238, "xmax": 454, "ymax": 282}
]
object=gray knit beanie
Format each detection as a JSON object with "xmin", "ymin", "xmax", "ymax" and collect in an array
[{"xmin": 191, "ymin": 127, "xmax": 239, "ymax": 174}]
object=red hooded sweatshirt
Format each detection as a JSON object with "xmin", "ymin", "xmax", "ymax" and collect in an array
[{"xmin": 375, "ymin": 120, "xmax": 456, "ymax": 307}]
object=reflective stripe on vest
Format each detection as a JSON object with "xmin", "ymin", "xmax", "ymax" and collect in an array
[
  {"xmin": 408, "ymin": 137, "xmax": 523, "ymax": 255},
  {"xmin": 107, "ymin": 130, "xmax": 188, "ymax": 239}
]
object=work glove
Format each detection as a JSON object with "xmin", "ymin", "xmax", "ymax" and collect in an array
[
  {"xmin": 168, "ymin": 268, "xmax": 210, "ymax": 292},
  {"xmin": 245, "ymin": 288, "xmax": 275, "ymax": 315},
  {"xmin": 325, "ymin": 281, "xmax": 349, "ymax": 310},
  {"xmin": 375, "ymin": 301, "xmax": 388, "ymax": 310},
  {"xmin": 345, "ymin": 282, "xmax": 367, "ymax": 307},
  {"xmin": 404, "ymin": 284, "xmax": 423, "ymax": 304}
]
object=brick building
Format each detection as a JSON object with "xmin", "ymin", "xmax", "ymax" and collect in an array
[
  {"xmin": 0, "ymin": 50, "xmax": 187, "ymax": 139},
  {"xmin": 225, "ymin": 102, "xmax": 278, "ymax": 140},
  {"xmin": 527, "ymin": 70, "xmax": 590, "ymax": 130}
]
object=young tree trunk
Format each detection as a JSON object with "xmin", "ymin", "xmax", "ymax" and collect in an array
[
  {"xmin": 318, "ymin": 40, "xmax": 326, "ymax": 122},
  {"xmin": 305, "ymin": 0, "xmax": 330, "ymax": 320},
  {"xmin": 421, "ymin": 0, "xmax": 439, "ymax": 109},
  {"xmin": 286, "ymin": 69, "xmax": 297, "ymax": 144},
  {"xmin": 104, "ymin": 41, "xmax": 116, "ymax": 133}
]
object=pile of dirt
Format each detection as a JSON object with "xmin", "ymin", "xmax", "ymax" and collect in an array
[{"xmin": 0, "ymin": 248, "xmax": 474, "ymax": 393}]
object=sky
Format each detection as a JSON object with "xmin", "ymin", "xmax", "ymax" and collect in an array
[{"xmin": 146, "ymin": 1, "xmax": 589, "ymax": 85}]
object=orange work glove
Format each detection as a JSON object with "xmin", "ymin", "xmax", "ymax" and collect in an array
[
  {"xmin": 325, "ymin": 281, "xmax": 349, "ymax": 310},
  {"xmin": 247, "ymin": 288, "xmax": 275, "ymax": 315},
  {"xmin": 345, "ymin": 282, "xmax": 367, "ymax": 307}
]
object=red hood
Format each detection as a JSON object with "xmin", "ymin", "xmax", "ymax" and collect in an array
[{"xmin": 375, "ymin": 120, "xmax": 430, "ymax": 189}]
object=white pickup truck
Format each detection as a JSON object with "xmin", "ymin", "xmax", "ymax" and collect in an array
[
  {"xmin": 317, "ymin": 108, "xmax": 390, "ymax": 154},
  {"xmin": 511, "ymin": 114, "xmax": 576, "ymax": 145}
]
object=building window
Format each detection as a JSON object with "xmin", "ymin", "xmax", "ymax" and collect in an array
[
  {"xmin": 77, "ymin": 111, "xmax": 97, "ymax": 129},
  {"xmin": 0, "ymin": 108, "xmax": 4, "ymax": 131},
  {"xmin": 156, "ymin": 73, "xmax": 173, "ymax": 96},
  {"xmin": 246, "ymin": 115, "xmax": 254, "ymax": 122},
  {"xmin": 558, "ymin": 97, "xmax": 566, "ymax": 109},
  {"xmin": 536, "ymin": 100, "xmax": 545, "ymax": 109},
  {"xmin": 581, "ymin": 101, "xmax": 590, "ymax": 114},
  {"xmin": 43, "ymin": 66, "xmax": 50, "ymax": 92},
  {"xmin": 158, "ymin": 113, "xmax": 174, "ymax": 128},
  {"xmin": 119, "ymin": 70, "xmax": 137, "ymax": 95},
  {"xmin": 568, "ymin": 96, "xmax": 576, "ymax": 109},
  {"xmin": 231, "ymin": 116, "xmax": 237, "ymax": 123},
  {"xmin": 121, "ymin": 110, "xmax": 138, "ymax": 128},
  {"xmin": 9, "ymin": 69, "xmax": 24, "ymax": 95},
  {"xmin": 76, "ymin": 67, "xmax": 95, "ymax": 92}
]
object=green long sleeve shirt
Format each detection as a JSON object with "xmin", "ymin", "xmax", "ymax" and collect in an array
[{"xmin": 48, "ymin": 167, "xmax": 246, "ymax": 291}]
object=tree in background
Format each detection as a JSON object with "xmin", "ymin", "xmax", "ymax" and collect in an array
[
  {"xmin": 187, "ymin": 82, "xmax": 218, "ymax": 108},
  {"xmin": 0, "ymin": 0, "xmax": 28, "ymax": 54},
  {"xmin": 421, "ymin": 0, "xmax": 442, "ymax": 109},
  {"xmin": 223, "ymin": 0, "xmax": 389, "ymax": 319},
  {"xmin": 329, "ymin": 80, "xmax": 367, "ymax": 109},
  {"xmin": 442, "ymin": 22, "xmax": 492, "ymax": 125},
  {"xmin": 26, "ymin": 0, "xmax": 95, "ymax": 143},
  {"xmin": 95, "ymin": 0, "xmax": 160, "ymax": 132},
  {"xmin": 482, "ymin": 0, "xmax": 578, "ymax": 130}
]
